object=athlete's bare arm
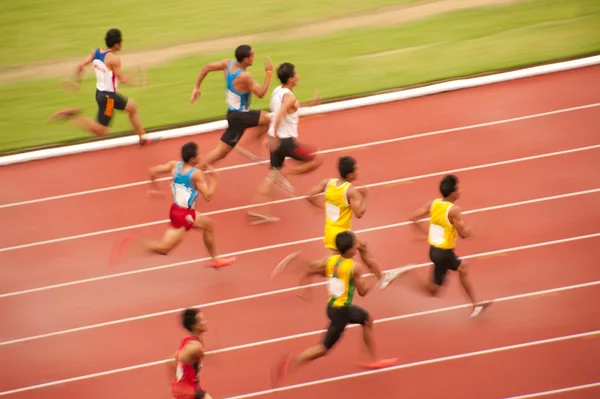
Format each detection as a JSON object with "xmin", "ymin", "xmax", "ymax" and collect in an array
[
  {"xmin": 347, "ymin": 186, "xmax": 369, "ymax": 218},
  {"xmin": 180, "ymin": 340, "xmax": 204, "ymax": 364},
  {"xmin": 239, "ymin": 57, "xmax": 273, "ymax": 99},
  {"xmin": 148, "ymin": 160, "xmax": 178, "ymax": 191},
  {"xmin": 167, "ymin": 351, "xmax": 178, "ymax": 380},
  {"xmin": 192, "ymin": 168, "xmax": 219, "ymax": 201},
  {"xmin": 448, "ymin": 205, "xmax": 470, "ymax": 238},
  {"xmin": 298, "ymin": 257, "xmax": 328, "ymax": 289},
  {"xmin": 353, "ymin": 263, "xmax": 376, "ymax": 296},
  {"xmin": 272, "ymin": 92, "xmax": 297, "ymax": 147},
  {"xmin": 411, "ymin": 200, "xmax": 433, "ymax": 235},
  {"xmin": 72, "ymin": 50, "xmax": 95, "ymax": 85},
  {"xmin": 106, "ymin": 54, "xmax": 134, "ymax": 85},
  {"xmin": 191, "ymin": 59, "xmax": 230, "ymax": 102},
  {"xmin": 305, "ymin": 179, "xmax": 329, "ymax": 210}
]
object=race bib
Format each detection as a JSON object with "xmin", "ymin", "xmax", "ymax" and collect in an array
[
  {"xmin": 173, "ymin": 183, "xmax": 192, "ymax": 208},
  {"xmin": 429, "ymin": 224, "xmax": 445, "ymax": 245},
  {"xmin": 327, "ymin": 277, "xmax": 345, "ymax": 297},
  {"xmin": 325, "ymin": 202, "xmax": 340, "ymax": 222}
]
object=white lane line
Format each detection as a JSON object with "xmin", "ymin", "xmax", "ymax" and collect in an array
[
  {"xmin": 502, "ymin": 382, "xmax": 600, "ymax": 399},
  {"xmin": 2, "ymin": 143, "xmax": 599, "ymax": 254},
  {"xmin": 1, "ymin": 102, "xmax": 598, "ymax": 210},
  {"xmin": 1, "ymin": 188, "xmax": 598, "ymax": 300},
  {"xmin": 1, "ymin": 299, "xmax": 597, "ymax": 397},
  {"xmin": 224, "ymin": 330, "xmax": 600, "ymax": 399},
  {"xmin": 1, "ymin": 229, "xmax": 599, "ymax": 346}
]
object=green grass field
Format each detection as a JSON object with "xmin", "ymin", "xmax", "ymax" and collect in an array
[
  {"xmin": 0, "ymin": 0, "xmax": 413, "ymax": 66},
  {"xmin": 1, "ymin": 0, "xmax": 599, "ymax": 153}
]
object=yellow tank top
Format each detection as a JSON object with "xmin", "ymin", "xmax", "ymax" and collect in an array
[
  {"xmin": 324, "ymin": 179, "xmax": 352, "ymax": 231},
  {"xmin": 428, "ymin": 198, "xmax": 457, "ymax": 249},
  {"xmin": 325, "ymin": 255, "xmax": 355, "ymax": 307}
]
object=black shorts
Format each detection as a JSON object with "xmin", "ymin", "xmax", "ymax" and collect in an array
[
  {"xmin": 429, "ymin": 245, "xmax": 462, "ymax": 286},
  {"xmin": 270, "ymin": 137, "xmax": 316, "ymax": 169},
  {"xmin": 322, "ymin": 304, "xmax": 369, "ymax": 350},
  {"xmin": 220, "ymin": 109, "xmax": 261, "ymax": 147},
  {"xmin": 95, "ymin": 90, "xmax": 128, "ymax": 127}
]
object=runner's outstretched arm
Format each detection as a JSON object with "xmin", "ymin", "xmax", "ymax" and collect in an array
[
  {"xmin": 190, "ymin": 59, "xmax": 230, "ymax": 102},
  {"xmin": 410, "ymin": 200, "xmax": 432, "ymax": 236},
  {"xmin": 305, "ymin": 179, "xmax": 329, "ymax": 210},
  {"xmin": 148, "ymin": 161, "xmax": 178, "ymax": 192}
]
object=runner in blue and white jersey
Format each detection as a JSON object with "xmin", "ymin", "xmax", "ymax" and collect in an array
[{"xmin": 190, "ymin": 45, "xmax": 273, "ymax": 165}]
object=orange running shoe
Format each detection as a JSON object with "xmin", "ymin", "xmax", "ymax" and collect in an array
[{"xmin": 206, "ymin": 257, "xmax": 236, "ymax": 269}]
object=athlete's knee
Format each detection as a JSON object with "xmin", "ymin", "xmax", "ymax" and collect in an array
[
  {"xmin": 198, "ymin": 216, "xmax": 215, "ymax": 232},
  {"xmin": 364, "ymin": 314, "xmax": 373, "ymax": 327},
  {"xmin": 458, "ymin": 261, "xmax": 469, "ymax": 275},
  {"xmin": 125, "ymin": 99, "xmax": 138, "ymax": 113},
  {"xmin": 259, "ymin": 111, "xmax": 272, "ymax": 125},
  {"xmin": 310, "ymin": 153, "xmax": 324, "ymax": 167}
]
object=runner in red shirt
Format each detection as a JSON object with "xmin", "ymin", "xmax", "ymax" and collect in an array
[{"xmin": 169, "ymin": 308, "xmax": 213, "ymax": 399}]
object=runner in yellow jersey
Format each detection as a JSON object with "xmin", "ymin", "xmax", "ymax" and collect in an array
[
  {"xmin": 270, "ymin": 231, "xmax": 397, "ymax": 387},
  {"xmin": 304, "ymin": 156, "xmax": 403, "ymax": 289},
  {"xmin": 407, "ymin": 174, "xmax": 492, "ymax": 318}
]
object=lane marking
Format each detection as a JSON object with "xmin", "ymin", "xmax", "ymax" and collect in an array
[
  {"xmin": 1, "ymin": 187, "xmax": 598, "ymax": 300},
  {"xmin": 1, "ymin": 305, "xmax": 597, "ymax": 396},
  {"xmin": 1, "ymin": 188, "xmax": 598, "ymax": 300},
  {"xmin": 502, "ymin": 382, "xmax": 600, "ymax": 398},
  {"xmin": 2, "ymin": 144, "xmax": 600, "ymax": 254},
  {"xmin": 1, "ymin": 230, "xmax": 599, "ymax": 346},
  {"xmin": 223, "ymin": 331, "xmax": 600, "ymax": 399},
  {"xmin": 1, "ymin": 102, "xmax": 598, "ymax": 210}
]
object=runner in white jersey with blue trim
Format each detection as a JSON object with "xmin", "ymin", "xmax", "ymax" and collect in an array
[
  {"xmin": 247, "ymin": 62, "xmax": 323, "ymax": 225},
  {"xmin": 113, "ymin": 141, "xmax": 235, "ymax": 268},
  {"xmin": 190, "ymin": 45, "xmax": 274, "ymax": 167},
  {"xmin": 49, "ymin": 28, "xmax": 151, "ymax": 146}
]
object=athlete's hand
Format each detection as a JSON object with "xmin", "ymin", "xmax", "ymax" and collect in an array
[
  {"xmin": 190, "ymin": 88, "xmax": 201, "ymax": 103},
  {"xmin": 61, "ymin": 79, "xmax": 81, "ymax": 93},
  {"xmin": 310, "ymin": 91, "xmax": 322, "ymax": 107},
  {"xmin": 265, "ymin": 56, "xmax": 273, "ymax": 72}
]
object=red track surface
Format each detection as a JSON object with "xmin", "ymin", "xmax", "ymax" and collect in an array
[{"xmin": 1, "ymin": 66, "xmax": 600, "ymax": 399}]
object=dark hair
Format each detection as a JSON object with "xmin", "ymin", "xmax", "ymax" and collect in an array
[
  {"xmin": 105, "ymin": 29, "xmax": 122, "ymax": 48},
  {"xmin": 181, "ymin": 141, "xmax": 198, "ymax": 163},
  {"xmin": 181, "ymin": 308, "xmax": 198, "ymax": 332},
  {"xmin": 440, "ymin": 174, "xmax": 459, "ymax": 197},
  {"xmin": 235, "ymin": 45, "xmax": 252, "ymax": 62},
  {"xmin": 335, "ymin": 231, "xmax": 355, "ymax": 254},
  {"xmin": 277, "ymin": 62, "xmax": 295, "ymax": 84},
  {"xmin": 338, "ymin": 156, "xmax": 356, "ymax": 179}
]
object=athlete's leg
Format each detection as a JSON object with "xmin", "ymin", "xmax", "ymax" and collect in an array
[
  {"xmin": 234, "ymin": 111, "xmax": 272, "ymax": 161},
  {"xmin": 350, "ymin": 305, "xmax": 398, "ymax": 369},
  {"xmin": 192, "ymin": 214, "xmax": 236, "ymax": 267},
  {"xmin": 48, "ymin": 108, "xmax": 109, "ymax": 137},
  {"xmin": 145, "ymin": 227, "xmax": 187, "ymax": 255},
  {"xmin": 123, "ymin": 98, "xmax": 149, "ymax": 144},
  {"xmin": 455, "ymin": 259, "xmax": 493, "ymax": 317},
  {"xmin": 248, "ymin": 142, "xmax": 286, "ymax": 224},
  {"xmin": 272, "ymin": 306, "xmax": 347, "ymax": 387}
]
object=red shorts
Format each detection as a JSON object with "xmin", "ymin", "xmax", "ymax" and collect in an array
[
  {"xmin": 172, "ymin": 382, "xmax": 206, "ymax": 399},
  {"xmin": 169, "ymin": 203, "xmax": 196, "ymax": 230}
]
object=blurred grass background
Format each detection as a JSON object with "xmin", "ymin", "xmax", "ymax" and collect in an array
[{"xmin": 1, "ymin": 0, "xmax": 599, "ymax": 153}]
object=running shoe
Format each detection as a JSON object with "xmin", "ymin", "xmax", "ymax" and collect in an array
[
  {"xmin": 206, "ymin": 257, "xmax": 236, "ymax": 269},
  {"xmin": 470, "ymin": 300, "xmax": 494, "ymax": 318},
  {"xmin": 379, "ymin": 266, "xmax": 410, "ymax": 289}
]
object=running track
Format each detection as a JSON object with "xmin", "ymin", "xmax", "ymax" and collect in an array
[{"xmin": 1, "ymin": 66, "xmax": 599, "ymax": 399}]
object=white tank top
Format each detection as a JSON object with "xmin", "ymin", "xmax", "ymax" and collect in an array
[
  {"xmin": 268, "ymin": 86, "xmax": 299, "ymax": 139},
  {"xmin": 92, "ymin": 48, "xmax": 118, "ymax": 92}
]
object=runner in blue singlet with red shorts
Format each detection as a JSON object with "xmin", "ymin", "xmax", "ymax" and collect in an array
[
  {"xmin": 190, "ymin": 44, "xmax": 274, "ymax": 166},
  {"xmin": 136, "ymin": 141, "xmax": 235, "ymax": 268}
]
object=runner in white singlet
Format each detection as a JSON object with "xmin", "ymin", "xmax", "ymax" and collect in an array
[
  {"xmin": 247, "ymin": 62, "xmax": 323, "ymax": 224},
  {"xmin": 48, "ymin": 28, "xmax": 151, "ymax": 145}
]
